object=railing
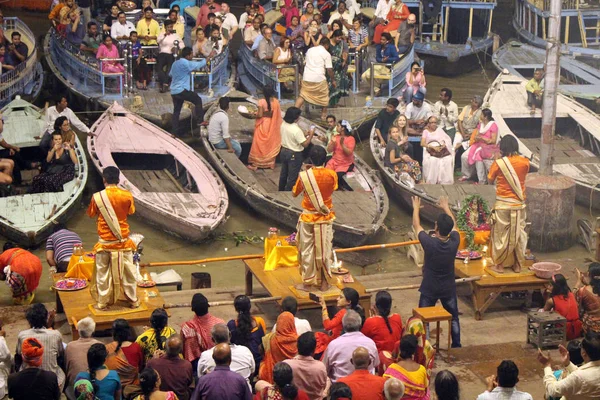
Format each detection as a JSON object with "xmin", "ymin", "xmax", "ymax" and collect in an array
[
  {"xmin": 239, "ymin": 43, "xmax": 299, "ymax": 99},
  {"xmin": 190, "ymin": 47, "xmax": 231, "ymax": 95},
  {"xmin": 49, "ymin": 29, "xmax": 126, "ymax": 97},
  {"xmin": 0, "ymin": 17, "xmax": 42, "ymax": 105},
  {"xmin": 369, "ymin": 45, "xmax": 415, "ymax": 98},
  {"xmin": 348, "ymin": 47, "xmax": 368, "ymax": 93}
]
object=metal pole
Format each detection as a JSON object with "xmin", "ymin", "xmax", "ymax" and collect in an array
[{"xmin": 539, "ymin": 0, "xmax": 562, "ymax": 175}]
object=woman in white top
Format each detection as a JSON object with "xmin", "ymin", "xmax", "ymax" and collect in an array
[
  {"xmin": 421, "ymin": 116, "xmax": 454, "ymax": 184},
  {"xmin": 273, "ymin": 36, "xmax": 292, "ymax": 65}
]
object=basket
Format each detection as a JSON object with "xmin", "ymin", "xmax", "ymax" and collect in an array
[
  {"xmin": 530, "ymin": 262, "xmax": 561, "ymax": 279},
  {"xmin": 237, "ymin": 105, "xmax": 257, "ymax": 119}
]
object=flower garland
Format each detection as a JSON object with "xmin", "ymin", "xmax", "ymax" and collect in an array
[{"xmin": 457, "ymin": 194, "xmax": 491, "ymax": 250}]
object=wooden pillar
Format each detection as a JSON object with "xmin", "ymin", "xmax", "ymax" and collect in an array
[
  {"xmin": 444, "ymin": 5, "xmax": 450, "ymax": 42},
  {"xmin": 468, "ymin": 8, "xmax": 474, "ymax": 38},
  {"xmin": 542, "ymin": 16, "xmax": 547, "ymax": 39},
  {"xmin": 565, "ymin": 16, "xmax": 570, "ymax": 43},
  {"xmin": 488, "ymin": 8, "xmax": 494, "ymax": 34}
]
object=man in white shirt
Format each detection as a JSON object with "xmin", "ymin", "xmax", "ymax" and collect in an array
[
  {"xmin": 156, "ymin": 20, "xmax": 183, "ymax": 93},
  {"xmin": 539, "ymin": 333, "xmax": 600, "ymax": 400},
  {"xmin": 40, "ymin": 95, "xmax": 90, "ymax": 153},
  {"xmin": 239, "ymin": 2, "xmax": 252, "ymax": 32},
  {"xmin": 370, "ymin": 0, "xmax": 393, "ymax": 37},
  {"xmin": 197, "ymin": 323, "xmax": 254, "ymax": 391},
  {"xmin": 110, "ymin": 12, "xmax": 135, "ymax": 45},
  {"xmin": 272, "ymin": 297, "xmax": 312, "ymax": 335},
  {"xmin": 433, "ymin": 88, "xmax": 459, "ymax": 142},
  {"xmin": 208, "ymin": 97, "xmax": 241, "ymax": 157},
  {"xmin": 344, "ymin": 0, "xmax": 361, "ymax": 19},
  {"xmin": 477, "ymin": 360, "xmax": 533, "ymax": 400},
  {"xmin": 327, "ymin": 1, "xmax": 352, "ymax": 35},
  {"xmin": 219, "ymin": 2, "xmax": 238, "ymax": 38},
  {"xmin": 295, "ymin": 38, "xmax": 335, "ymax": 121}
]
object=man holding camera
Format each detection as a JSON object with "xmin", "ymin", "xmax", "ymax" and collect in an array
[
  {"xmin": 157, "ymin": 19, "xmax": 183, "ymax": 93},
  {"xmin": 8, "ymin": 32, "xmax": 27, "ymax": 66}
]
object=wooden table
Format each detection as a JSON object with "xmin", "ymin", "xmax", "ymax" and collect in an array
[
  {"xmin": 244, "ymin": 258, "xmax": 371, "ymax": 311},
  {"xmin": 53, "ymin": 268, "xmax": 166, "ymax": 338},
  {"xmin": 455, "ymin": 258, "xmax": 548, "ymax": 320}
]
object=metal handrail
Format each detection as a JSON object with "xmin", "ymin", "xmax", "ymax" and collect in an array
[
  {"xmin": 239, "ymin": 44, "xmax": 299, "ymax": 99},
  {"xmin": 0, "ymin": 17, "xmax": 41, "ymax": 104},
  {"xmin": 190, "ymin": 46, "xmax": 230, "ymax": 93}
]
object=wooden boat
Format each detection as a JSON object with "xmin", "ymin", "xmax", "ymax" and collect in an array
[
  {"xmin": 0, "ymin": 17, "xmax": 44, "ymax": 107},
  {"xmin": 493, "ymin": 41, "xmax": 600, "ymax": 109},
  {"xmin": 87, "ymin": 102, "xmax": 229, "ymax": 242},
  {"xmin": 360, "ymin": 0, "xmax": 496, "ymax": 76},
  {"xmin": 43, "ymin": 21, "xmax": 233, "ymax": 131},
  {"xmin": 237, "ymin": 31, "xmax": 414, "ymax": 135},
  {"xmin": 201, "ymin": 98, "xmax": 389, "ymax": 247},
  {"xmin": 513, "ymin": 0, "xmax": 600, "ymax": 65},
  {"xmin": 368, "ymin": 124, "xmax": 496, "ymax": 222},
  {"xmin": 484, "ymin": 72, "xmax": 600, "ymax": 210},
  {"xmin": 0, "ymin": 97, "xmax": 87, "ymax": 246}
]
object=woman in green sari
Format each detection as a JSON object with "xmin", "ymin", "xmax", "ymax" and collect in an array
[{"xmin": 328, "ymin": 29, "xmax": 349, "ymax": 107}]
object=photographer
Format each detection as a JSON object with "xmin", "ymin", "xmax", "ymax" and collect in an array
[
  {"xmin": 8, "ymin": 32, "xmax": 28, "ymax": 66},
  {"xmin": 156, "ymin": 19, "xmax": 183, "ymax": 93}
]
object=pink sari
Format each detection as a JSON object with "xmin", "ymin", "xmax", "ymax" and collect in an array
[
  {"xmin": 281, "ymin": 0, "xmax": 300, "ymax": 28},
  {"xmin": 97, "ymin": 44, "xmax": 125, "ymax": 73},
  {"xmin": 467, "ymin": 121, "xmax": 499, "ymax": 165},
  {"xmin": 249, "ymin": 98, "xmax": 283, "ymax": 169}
]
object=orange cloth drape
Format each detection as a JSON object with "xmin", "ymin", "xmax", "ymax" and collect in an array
[
  {"xmin": 487, "ymin": 155, "xmax": 530, "ymax": 203},
  {"xmin": 292, "ymin": 167, "xmax": 337, "ymax": 223},
  {"xmin": 248, "ymin": 98, "xmax": 283, "ymax": 169},
  {"xmin": 258, "ymin": 312, "xmax": 298, "ymax": 382},
  {"xmin": 87, "ymin": 186, "xmax": 136, "ymax": 251}
]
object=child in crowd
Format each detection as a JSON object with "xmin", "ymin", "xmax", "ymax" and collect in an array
[{"xmin": 129, "ymin": 31, "xmax": 151, "ymax": 90}]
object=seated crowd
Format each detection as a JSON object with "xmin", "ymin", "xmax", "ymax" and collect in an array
[{"xmin": 2, "ymin": 281, "xmax": 600, "ymax": 399}]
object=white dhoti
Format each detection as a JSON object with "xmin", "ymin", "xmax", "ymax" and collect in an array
[
  {"xmin": 489, "ymin": 204, "xmax": 527, "ymax": 272},
  {"xmin": 91, "ymin": 247, "xmax": 138, "ymax": 307},
  {"xmin": 297, "ymin": 219, "xmax": 334, "ymax": 286}
]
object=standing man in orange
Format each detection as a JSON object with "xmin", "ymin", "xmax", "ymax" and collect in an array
[
  {"xmin": 87, "ymin": 166, "xmax": 139, "ymax": 309},
  {"xmin": 487, "ymin": 135, "xmax": 530, "ymax": 273},
  {"xmin": 292, "ymin": 146, "xmax": 338, "ymax": 292}
]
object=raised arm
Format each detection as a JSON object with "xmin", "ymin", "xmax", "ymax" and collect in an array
[
  {"xmin": 437, "ymin": 196, "xmax": 457, "ymax": 231},
  {"xmin": 411, "ymin": 196, "xmax": 423, "ymax": 233}
]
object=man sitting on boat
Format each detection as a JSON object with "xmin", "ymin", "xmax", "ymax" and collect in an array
[
  {"xmin": 526, "ymin": 68, "xmax": 544, "ymax": 115},
  {"xmin": 393, "ymin": 13, "xmax": 416, "ymax": 54},
  {"xmin": 41, "ymin": 95, "xmax": 91, "ymax": 152},
  {"xmin": 405, "ymin": 90, "xmax": 433, "ymax": 136},
  {"xmin": 487, "ymin": 135, "xmax": 530, "ymax": 274},
  {"xmin": 110, "ymin": 11, "xmax": 135, "ymax": 46},
  {"xmin": 65, "ymin": 9, "xmax": 85, "ymax": 46},
  {"xmin": 87, "ymin": 166, "xmax": 139, "ymax": 310},
  {"xmin": 7, "ymin": 32, "xmax": 28, "ymax": 67},
  {"xmin": 208, "ymin": 97, "xmax": 242, "ymax": 157},
  {"xmin": 433, "ymin": 88, "xmax": 458, "ymax": 142},
  {"xmin": 80, "ymin": 21, "xmax": 101, "ymax": 55},
  {"xmin": 360, "ymin": 33, "xmax": 399, "ymax": 96},
  {"xmin": 293, "ymin": 145, "xmax": 337, "ymax": 292},
  {"xmin": 373, "ymin": 98, "xmax": 401, "ymax": 146}
]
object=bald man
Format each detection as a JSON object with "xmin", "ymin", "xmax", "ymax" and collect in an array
[
  {"xmin": 338, "ymin": 347, "xmax": 386, "ymax": 400},
  {"xmin": 147, "ymin": 335, "xmax": 193, "ymax": 400},
  {"xmin": 193, "ymin": 343, "xmax": 252, "ymax": 400},
  {"xmin": 384, "ymin": 378, "xmax": 406, "ymax": 400}
]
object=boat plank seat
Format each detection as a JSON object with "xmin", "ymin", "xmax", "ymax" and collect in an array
[
  {"xmin": 122, "ymin": 169, "xmax": 184, "ymax": 193},
  {"xmin": 414, "ymin": 184, "xmax": 496, "ymax": 208}
]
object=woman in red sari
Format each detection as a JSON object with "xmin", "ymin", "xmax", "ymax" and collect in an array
[
  {"xmin": 248, "ymin": 86, "xmax": 283, "ymax": 170},
  {"xmin": 362, "ymin": 291, "xmax": 403, "ymax": 353},
  {"xmin": 373, "ymin": 0, "xmax": 409, "ymax": 44},
  {"xmin": 258, "ymin": 312, "xmax": 298, "ymax": 383},
  {"xmin": 315, "ymin": 287, "xmax": 365, "ymax": 356},
  {"xmin": 0, "ymin": 243, "xmax": 42, "ymax": 305},
  {"xmin": 543, "ymin": 273, "xmax": 582, "ymax": 340}
]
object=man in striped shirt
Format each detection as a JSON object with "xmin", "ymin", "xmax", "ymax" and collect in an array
[{"xmin": 45, "ymin": 224, "xmax": 82, "ymax": 273}]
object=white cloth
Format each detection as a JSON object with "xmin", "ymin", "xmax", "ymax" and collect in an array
[
  {"xmin": 476, "ymin": 387, "xmax": 533, "ymax": 400},
  {"xmin": 110, "ymin": 21, "xmax": 135, "ymax": 42},
  {"xmin": 239, "ymin": 12, "xmax": 249, "ymax": 30},
  {"xmin": 303, "ymin": 45, "xmax": 332, "ymax": 83},
  {"xmin": 422, "ymin": 128, "xmax": 454, "ymax": 184},
  {"xmin": 374, "ymin": 0, "xmax": 393, "ymax": 19},
  {"xmin": 44, "ymin": 106, "xmax": 90, "ymax": 134},
  {"xmin": 0, "ymin": 337, "xmax": 12, "ymax": 399},
  {"xmin": 207, "ymin": 110, "xmax": 230, "ymax": 143},
  {"xmin": 345, "ymin": 0, "xmax": 361, "ymax": 19},
  {"xmin": 544, "ymin": 361, "xmax": 600, "ymax": 400},
  {"xmin": 433, "ymin": 100, "xmax": 459, "ymax": 131},
  {"xmin": 405, "ymin": 102, "xmax": 433, "ymax": 121},
  {"xmin": 272, "ymin": 317, "xmax": 312, "ymax": 336},
  {"xmin": 281, "ymin": 122, "xmax": 306, "ymax": 152},
  {"xmin": 220, "ymin": 12, "xmax": 238, "ymax": 33},
  {"xmin": 327, "ymin": 11, "xmax": 351, "ymax": 35},
  {"xmin": 197, "ymin": 344, "xmax": 255, "ymax": 391},
  {"xmin": 157, "ymin": 31, "xmax": 183, "ymax": 54}
]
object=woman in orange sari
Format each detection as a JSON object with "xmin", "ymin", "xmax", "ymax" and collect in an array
[
  {"xmin": 105, "ymin": 319, "xmax": 144, "ymax": 389},
  {"xmin": 0, "ymin": 243, "xmax": 42, "ymax": 305},
  {"xmin": 258, "ymin": 311, "xmax": 298, "ymax": 383},
  {"xmin": 248, "ymin": 86, "xmax": 283, "ymax": 170},
  {"xmin": 373, "ymin": 0, "xmax": 409, "ymax": 44}
]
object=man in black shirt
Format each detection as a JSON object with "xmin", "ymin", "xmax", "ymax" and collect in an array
[
  {"xmin": 373, "ymin": 97, "xmax": 400, "ymax": 146},
  {"xmin": 412, "ymin": 195, "xmax": 462, "ymax": 348},
  {"xmin": 8, "ymin": 337, "xmax": 61, "ymax": 400},
  {"xmin": 8, "ymin": 32, "xmax": 28, "ymax": 66}
]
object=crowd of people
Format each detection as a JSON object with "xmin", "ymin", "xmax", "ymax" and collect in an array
[{"xmin": 0, "ymin": 11, "xmax": 29, "ymax": 76}]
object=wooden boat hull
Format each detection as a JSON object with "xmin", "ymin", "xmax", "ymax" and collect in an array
[
  {"xmin": 201, "ymin": 99, "xmax": 389, "ymax": 247},
  {"xmin": 368, "ymin": 123, "xmax": 496, "ymax": 222},
  {"xmin": 87, "ymin": 103, "xmax": 229, "ymax": 242},
  {"xmin": 484, "ymin": 73, "xmax": 600, "ymax": 210},
  {"xmin": 415, "ymin": 37, "xmax": 494, "ymax": 77},
  {"xmin": 0, "ymin": 97, "xmax": 88, "ymax": 247}
]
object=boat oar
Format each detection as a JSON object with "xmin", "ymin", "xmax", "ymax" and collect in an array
[
  {"xmin": 163, "ymin": 296, "xmax": 282, "ymax": 309},
  {"xmin": 364, "ymin": 276, "xmax": 482, "ymax": 293},
  {"xmin": 141, "ymin": 240, "xmax": 421, "ymax": 268}
]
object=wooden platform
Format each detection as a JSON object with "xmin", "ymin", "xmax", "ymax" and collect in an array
[
  {"xmin": 455, "ymin": 258, "xmax": 548, "ymax": 320},
  {"xmin": 244, "ymin": 258, "xmax": 371, "ymax": 311},
  {"xmin": 53, "ymin": 270, "xmax": 166, "ymax": 338}
]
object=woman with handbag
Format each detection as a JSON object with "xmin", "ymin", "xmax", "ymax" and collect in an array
[{"xmin": 421, "ymin": 116, "xmax": 454, "ymax": 184}]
